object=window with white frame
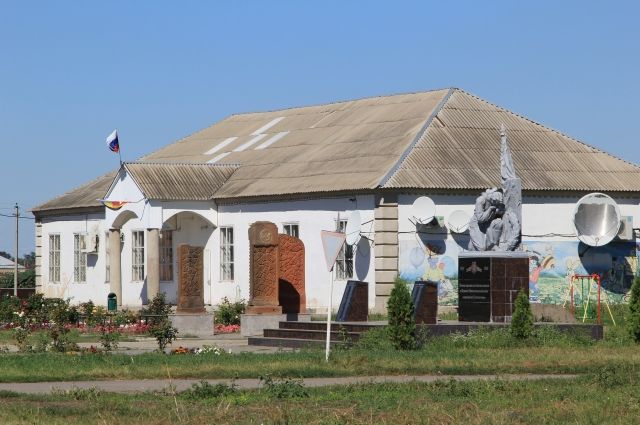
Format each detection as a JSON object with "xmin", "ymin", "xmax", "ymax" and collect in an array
[
  {"xmin": 105, "ymin": 231, "xmax": 110, "ymax": 283},
  {"xmin": 160, "ymin": 230, "xmax": 173, "ymax": 281},
  {"xmin": 73, "ymin": 233, "xmax": 87, "ymax": 283},
  {"xmin": 132, "ymin": 230, "xmax": 145, "ymax": 281},
  {"xmin": 335, "ymin": 220, "xmax": 354, "ymax": 280},
  {"xmin": 283, "ymin": 223, "xmax": 299, "ymax": 238},
  {"xmin": 220, "ymin": 227, "xmax": 234, "ymax": 281},
  {"xmin": 49, "ymin": 234, "xmax": 60, "ymax": 283}
]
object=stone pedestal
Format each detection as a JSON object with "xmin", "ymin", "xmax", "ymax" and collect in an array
[
  {"xmin": 177, "ymin": 244, "xmax": 205, "ymax": 313},
  {"xmin": 241, "ymin": 313, "xmax": 312, "ymax": 337},
  {"xmin": 336, "ymin": 280, "xmax": 368, "ymax": 322},
  {"xmin": 246, "ymin": 222, "xmax": 282, "ymax": 314},
  {"xmin": 170, "ymin": 313, "xmax": 214, "ymax": 337},
  {"xmin": 412, "ymin": 281, "xmax": 438, "ymax": 324},
  {"xmin": 458, "ymin": 252, "xmax": 529, "ymax": 323}
]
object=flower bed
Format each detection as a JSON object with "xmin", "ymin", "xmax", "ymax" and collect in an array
[{"xmin": 214, "ymin": 324, "xmax": 240, "ymax": 334}]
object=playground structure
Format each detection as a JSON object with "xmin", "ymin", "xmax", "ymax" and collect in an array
[{"xmin": 563, "ymin": 274, "xmax": 616, "ymax": 325}]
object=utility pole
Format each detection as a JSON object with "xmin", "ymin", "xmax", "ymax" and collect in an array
[{"xmin": 14, "ymin": 203, "xmax": 18, "ymax": 297}]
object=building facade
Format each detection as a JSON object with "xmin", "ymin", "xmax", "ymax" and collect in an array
[{"xmin": 32, "ymin": 88, "xmax": 640, "ymax": 311}]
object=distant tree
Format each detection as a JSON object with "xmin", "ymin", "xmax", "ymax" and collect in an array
[
  {"xmin": 20, "ymin": 252, "xmax": 35, "ymax": 268},
  {"xmin": 0, "ymin": 251, "xmax": 12, "ymax": 260}
]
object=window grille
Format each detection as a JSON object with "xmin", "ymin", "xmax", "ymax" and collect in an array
[
  {"xmin": 220, "ymin": 227, "xmax": 234, "ymax": 281},
  {"xmin": 49, "ymin": 234, "xmax": 60, "ymax": 283},
  {"xmin": 335, "ymin": 220, "xmax": 353, "ymax": 280},
  {"xmin": 132, "ymin": 230, "xmax": 145, "ymax": 281},
  {"xmin": 160, "ymin": 230, "xmax": 173, "ymax": 281},
  {"xmin": 73, "ymin": 233, "xmax": 87, "ymax": 283}
]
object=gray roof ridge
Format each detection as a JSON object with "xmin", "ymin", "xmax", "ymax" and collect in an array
[
  {"xmin": 454, "ymin": 89, "xmax": 640, "ymax": 172},
  {"xmin": 378, "ymin": 88, "xmax": 456, "ymax": 188},
  {"xmin": 126, "ymin": 161, "xmax": 241, "ymax": 168},
  {"xmin": 227, "ymin": 87, "xmax": 456, "ymax": 119}
]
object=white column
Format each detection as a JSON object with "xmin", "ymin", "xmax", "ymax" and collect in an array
[{"xmin": 146, "ymin": 228, "xmax": 160, "ymax": 303}]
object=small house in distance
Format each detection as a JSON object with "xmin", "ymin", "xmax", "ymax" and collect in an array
[
  {"xmin": 0, "ymin": 256, "xmax": 26, "ymax": 275},
  {"xmin": 32, "ymin": 88, "xmax": 640, "ymax": 312}
]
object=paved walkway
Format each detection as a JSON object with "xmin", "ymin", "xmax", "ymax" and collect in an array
[{"xmin": 0, "ymin": 374, "xmax": 578, "ymax": 394}]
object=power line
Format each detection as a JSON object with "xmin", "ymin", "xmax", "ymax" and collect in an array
[{"xmin": 0, "ymin": 213, "xmax": 34, "ymax": 220}]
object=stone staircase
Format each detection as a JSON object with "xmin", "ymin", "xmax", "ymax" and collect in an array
[{"xmin": 247, "ymin": 321, "xmax": 381, "ymax": 348}]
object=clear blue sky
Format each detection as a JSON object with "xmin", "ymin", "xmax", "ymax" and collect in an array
[{"xmin": 1, "ymin": 0, "xmax": 638, "ymax": 255}]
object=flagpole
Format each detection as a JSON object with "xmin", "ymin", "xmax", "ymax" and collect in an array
[{"xmin": 117, "ymin": 128, "xmax": 123, "ymax": 166}]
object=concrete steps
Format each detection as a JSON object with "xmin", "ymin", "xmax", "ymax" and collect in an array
[{"xmin": 247, "ymin": 321, "xmax": 377, "ymax": 348}]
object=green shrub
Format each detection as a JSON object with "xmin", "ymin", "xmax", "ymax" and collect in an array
[
  {"xmin": 627, "ymin": 277, "xmax": 640, "ymax": 343},
  {"xmin": 141, "ymin": 292, "xmax": 172, "ymax": 326},
  {"xmin": 214, "ymin": 297, "xmax": 245, "ymax": 326},
  {"xmin": 259, "ymin": 375, "xmax": 308, "ymax": 399},
  {"xmin": 387, "ymin": 277, "xmax": 416, "ymax": 350},
  {"xmin": 99, "ymin": 326, "xmax": 121, "ymax": 352},
  {"xmin": 353, "ymin": 327, "xmax": 393, "ymax": 351},
  {"xmin": 510, "ymin": 290, "xmax": 534, "ymax": 339},
  {"xmin": 151, "ymin": 320, "xmax": 178, "ymax": 352},
  {"xmin": 183, "ymin": 380, "xmax": 236, "ymax": 400}
]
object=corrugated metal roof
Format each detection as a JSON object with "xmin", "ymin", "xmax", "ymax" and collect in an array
[
  {"xmin": 34, "ymin": 88, "xmax": 640, "ymax": 213},
  {"xmin": 143, "ymin": 89, "xmax": 450, "ymax": 199},
  {"xmin": 124, "ymin": 162, "xmax": 238, "ymax": 201},
  {"xmin": 32, "ymin": 171, "xmax": 118, "ymax": 213},
  {"xmin": 384, "ymin": 90, "xmax": 640, "ymax": 191}
]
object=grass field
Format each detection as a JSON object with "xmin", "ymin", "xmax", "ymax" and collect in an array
[
  {"xmin": 0, "ymin": 370, "xmax": 638, "ymax": 424},
  {"xmin": 0, "ymin": 326, "xmax": 638, "ymax": 383}
]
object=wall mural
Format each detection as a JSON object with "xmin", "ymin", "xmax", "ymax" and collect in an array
[{"xmin": 399, "ymin": 235, "xmax": 638, "ymax": 305}]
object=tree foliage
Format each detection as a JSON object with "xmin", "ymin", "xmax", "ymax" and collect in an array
[
  {"xmin": 387, "ymin": 277, "xmax": 416, "ymax": 350},
  {"xmin": 510, "ymin": 289, "xmax": 534, "ymax": 339},
  {"xmin": 627, "ymin": 277, "xmax": 640, "ymax": 343}
]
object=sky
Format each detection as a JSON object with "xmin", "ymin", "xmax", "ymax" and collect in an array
[{"xmin": 0, "ymin": 0, "xmax": 639, "ymax": 255}]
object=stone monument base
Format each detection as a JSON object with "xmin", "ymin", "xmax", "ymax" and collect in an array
[
  {"xmin": 241, "ymin": 313, "xmax": 311, "ymax": 337},
  {"xmin": 170, "ymin": 313, "xmax": 214, "ymax": 337},
  {"xmin": 245, "ymin": 305, "xmax": 283, "ymax": 314},
  {"xmin": 458, "ymin": 252, "xmax": 529, "ymax": 323}
]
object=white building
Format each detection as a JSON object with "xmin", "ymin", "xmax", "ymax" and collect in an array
[{"xmin": 32, "ymin": 88, "xmax": 640, "ymax": 311}]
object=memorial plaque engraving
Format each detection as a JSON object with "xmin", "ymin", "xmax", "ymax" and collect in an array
[{"xmin": 458, "ymin": 257, "xmax": 491, "ymax": 322}]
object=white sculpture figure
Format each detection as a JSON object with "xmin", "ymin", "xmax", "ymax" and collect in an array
[{"xmin": 468, "ymin": 125, "xmax": 522, "ymax": 251}]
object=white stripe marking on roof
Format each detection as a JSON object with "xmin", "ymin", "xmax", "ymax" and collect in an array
[
  {"xmin": 255, "ymin": 131, "xmax": 290, "ymax": 150},
  {"xmin": 233, "ymin": 133, "xmax": 267, "ymax": 152},
  {"xmin": 207, "ymin": 152, "xmax": 231, "ymax": 164},
  {"xmin": 251, "ymin": 117, "xmax": 284, "ymax": 135},
  {"xmin": 204, "ymin": 137, "xmax": 237, "ymax": 155}
]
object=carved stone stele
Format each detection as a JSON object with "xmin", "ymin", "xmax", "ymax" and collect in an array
[
  {"xmin": 278, "ymin": 234, "xmax": 306, "ymax": 314},
  {"xmin": 246, "ymin": 222, "xmax": 282, "ymax": 314},
  {"xmin": 177, "ymin": 244, "xmax": 205, "ymax": 313}
]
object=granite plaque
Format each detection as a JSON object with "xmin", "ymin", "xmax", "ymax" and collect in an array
[
  {"xmin": 458, "ymin": 258, "xmax": 491, "ymax": 322},
  {"xmin": 412, "ymin": 281, "xmax": 438, "ymax": 324},
  {"xmin": 336, "ymin": 280, "xmax": 368, "ymax": 322}
]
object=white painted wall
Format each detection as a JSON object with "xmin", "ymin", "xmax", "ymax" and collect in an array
[
  {"xmin": 398, "ymin": 192, "xmax": 640, "ymax": 246},
  {"xmin": 40, "ymin": 212, "xmax": 111, "ymax": 304},
  {"xmin": 38, "ymin": 194, "xmax": 377, "ymax": 311},
  {"xmin": 215, "ymin": 195, "xmax": 377, "ymax": 311}
]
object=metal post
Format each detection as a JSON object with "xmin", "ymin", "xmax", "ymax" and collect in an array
[
  {"xmin": 596, "ymin": 274, "xmax": 601, "ymax": 324},
  {"xmin": 325, "ymin": 268, "xmax": 334, "ymax": 362},
  {"xmin": 14, "ymin": 203, "xmax": 18, "ymax": 297}
]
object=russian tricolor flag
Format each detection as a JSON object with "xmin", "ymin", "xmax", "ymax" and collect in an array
[{"xmin": 106, "ymin": 130, "xmax": 119, "ymax": 153}]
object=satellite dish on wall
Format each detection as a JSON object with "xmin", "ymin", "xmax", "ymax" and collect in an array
[
  {"xmin": 345, "ymin": 211, "xmax": 362, "ymax": 246},
  {"xmin": 412, "ymin": 196, "xmax": 436, "ymax": 225},
  {"xmin": 447, "ymin": 210, "xmax": 470, "ymax": 233},
  {"xmin": 572, "ymin": 193, "xmax": 621, "ymax": 247}
]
